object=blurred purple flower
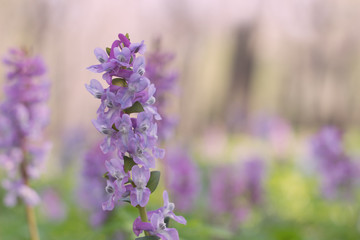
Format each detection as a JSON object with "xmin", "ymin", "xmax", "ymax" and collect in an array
[
  {"xmin": 145, "ymin": 43, "xmax": 179, "ymax": 141},
  {"xmin": 0, "ymin": 48, "xmax": 50, "ymax": 207},
  {"xmin": 209, "ymin": 157, "xmax": 265, "ymax": 227},
  {"xmin": 251, "ymin": 115, "xmax": 292, "ymax": 155},
  {"xmin": 165, "ymin": 147, "xmax": 200, "ymax": 211},
  {"xmin": 243, "ymin": 157, "xmax": 265, "ymax": 205},
  {"xmin": 78, "ymin": 142, "xmax": 112, "ymax": 226},
  {"xmin": 2, "ymin": 179, "xmax": 40, "ymax": 207},
  {"xmin": 41, "ymin": 188, "xmax": 67, "ymax": 222},
  {"xmin": 311, "ymin": 126, "xmax": 359, "ymax": 199}
]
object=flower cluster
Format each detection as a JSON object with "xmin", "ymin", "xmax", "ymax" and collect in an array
[
  {"xmin": 86, "ymin": 33, "xmax": 185, "ymax": 239},
  {"xmin": 210, "ymin": 157, "xmax": 265, "ymax": 227},
  {"xmin": 0, "ymin": 48, "xmax": 50, "ymax": 207},
  {"xmin": 311, "ymin": 126, "xmax": 359, "ymax": 199}
]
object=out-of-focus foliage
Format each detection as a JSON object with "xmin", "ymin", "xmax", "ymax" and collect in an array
[{"xmin": 1, "ymin": 129, "xmax": 360, "ymax": 240}]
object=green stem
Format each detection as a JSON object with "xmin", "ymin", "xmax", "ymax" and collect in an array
[
  {"xmin": 25, "ymin": 205, "xmax": 40, "ymax": 240},
  {"xmin": 20, "ymin": 152, "xmax": 40, "ymax": 240},
  {"xmin": 137, "ymin": 205, "xmax": 150, "ymax": 236}
]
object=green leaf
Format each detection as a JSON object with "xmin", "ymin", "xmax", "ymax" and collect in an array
[
  {"xmin": 125, "ymin": 33, "xmax": 130, "ymax": 40},
  {"xmin": 112, "ymin": 123, "xmax": 119, "ymax": 132},
  {"xmin": 124, "ymin": 156, "xmax": 137, "ymax": 173},
  {"xmin": 112, "ymin": 78, "xmax": 127, "ymax": 87},
  {"xmin": 123, "ymin": 101, "xmax": 144, "ymax": 114},
  {"xmin": 135, "ymin": 236, "xmax": 160, "ymax": 240},
  {"xmin": 146, "ymin": 171, "xmax": 160, "ymax": 193},
  {"xmin": 103, "ymin": 172, "xmax": 109, "ymax": 180},
  {"xmin": 106, "ymin": 47, "xmax": 111, "ymax": 56}
]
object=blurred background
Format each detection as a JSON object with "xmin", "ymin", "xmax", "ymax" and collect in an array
[{"xmin": 1, "ymin": 0, "xmax": 360, "ymax": 239}]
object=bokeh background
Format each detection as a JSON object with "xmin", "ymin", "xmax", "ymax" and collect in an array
[{"xmin": 1, "ymin": 0, "xmax": 360, "ymax": 239}]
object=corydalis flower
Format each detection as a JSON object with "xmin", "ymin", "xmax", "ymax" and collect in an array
[
  {"xmin": 130, "ymin": 165, "xmax": 151, "ymax": 207},
  {"xmin": 86, "ymin": 34, "xmax": 163, "ymax": 166},
  {"xmin": 86, "ymin": 33, "xmax": 186, "ymax": 239},
  {"xmin": 40, "ymin": 188, "xmax": 67, "ymax": 222},
  {"xmin": 86, "ymin": 34, "xmax": 163, "ymax": 207},
  {"xmin": 133, "ymin": 191, "xmax": 186, "ymax": 240},
  {"xmin": 311, "ymin": 126, "xmax": 359, "ymax": 199},
  {"xmin": 0, "ymin": 48, "xmax": 50, "ymax": 207},
  {"xmin": 165, "ymin": 147, "xmax": 200, "ymax": 211}
]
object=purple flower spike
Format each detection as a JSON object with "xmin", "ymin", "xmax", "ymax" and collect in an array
[
  {"xmin": 0, "ymin": 48, "xmax": 50, "ymax": 207},
  {"xmin": 86, "ymin": 33, "xmax": 186, "ymax": 238},
  {"xmin": 130, "ymin": 165, "xmax": 151, "ymax": 207},
  {"xmin": 311, "ymin": 126, "xmax": 359, "ymax": 199}
]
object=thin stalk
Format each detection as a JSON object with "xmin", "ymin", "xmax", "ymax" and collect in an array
[
  {"xmin": 137, "ymin": 205, "xmax": 150, "ymax": 236},
  {"xmin": 25, "ymin": 205, "xmax": 40, "ymax": 240},
  {"xmin": 20, "ymin": 156, "xmax": 40, "ymax": 240}
]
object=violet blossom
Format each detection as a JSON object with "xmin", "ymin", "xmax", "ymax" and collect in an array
[
  {"xmin": 209, "ymin": 157, "xmax": 265, "ymax": 227},
  {"xmin": 164, "ymin": 147, "xmax": 200, "ymax": 211},
  {"xmin": 40, "ymin": 188, "xmax": 67, "ymax": 222},
  {"xmin": 79, "ymin": 142, "xmax": 112, "ymax": 226},
  {"xmin": 0, "ymin": 48, "xmax": 50, "ymax": 207},
  {"xmin": 86, "ymin": 33, "xmax": 185, "ymax": 238},
  {"xmin": 251, "ymin": 115, "xmax": 292, "ymax": 156},
  {"xmin": 130, "ymin": 165, "xmax": 151, "ymax": 207},
  {"xmin": 310, "ymin": 126, "xmax": 359, "ymax": 199},
  {"xmin": 147, "ymin": 43, "xmax": 200, "ymax": 215},
  {"xmin": 145, "ymin": 43, "xmax": 178, "ymax": 141},
  {"xmin": 133, "ymin": 191, "xmax": 186, "ymax": 240}
]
